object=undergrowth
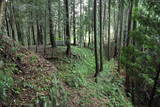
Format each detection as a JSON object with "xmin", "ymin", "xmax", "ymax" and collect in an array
[
  {"xmin": 0, "ymin": 43, "xmax": 133, "ymax": 106},
  {"xmin": 0, "ymin": 54, "xmax": 18, "ymax": 103},
  {"xmin": 51, "ymin": 46, "xmax": 133, "ymax": 107}
]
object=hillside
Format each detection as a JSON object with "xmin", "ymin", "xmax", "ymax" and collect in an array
[
  {"xmin": 0, "ymin": 0, "xmax": 160, "ymax": 106},
  {"xmin": 0, "ymin": 36, "xmax": 133, "ymax": 106},
  {"xmin": 0, "ymin": 36, "xmax": 57, "ymax": 105}
]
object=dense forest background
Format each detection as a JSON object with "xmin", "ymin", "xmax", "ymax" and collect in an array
[{"xmin": 0, "ymin": 0, "xmax": 160, "ymax": 107}]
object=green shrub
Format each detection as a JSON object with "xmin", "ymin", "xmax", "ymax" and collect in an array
[
  {"xmin": 48, "ymin": 74, "xmax": 68, "ymax": 106},
  {"xmin": 0, "ymin": 59, "xmax": 21, "ymax": 102},
  {"xmin": 11, "ymin": 47, "xmax": 18, "ymax": 53},
  {"xmin": 0, "ymin": 69, "xmax": 14, "ymax": 102},
  {"xmin": 16, "ymin": 53, "xmax": 26, "ymax": 61},
  {"xmin": 65, "ymin": 71, "xmax": 86, "ymax": 88},
  {"xmin": 29, "ymin": 56, "xmax": 38, "ymax": 64}
]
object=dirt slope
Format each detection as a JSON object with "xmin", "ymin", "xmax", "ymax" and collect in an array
[{"xmin": 0, "ymin": 36, "xmax": 57, "ymax": 105}]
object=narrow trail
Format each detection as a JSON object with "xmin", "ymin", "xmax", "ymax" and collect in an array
[{"xmin": 27, "ymin": 45, "xmax": 65, "ymax": 59}]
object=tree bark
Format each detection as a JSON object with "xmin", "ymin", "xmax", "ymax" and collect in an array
[
  {"xmin": 5, "ymin": 5, "xmax": 10, "ymax": 37},
  {"xmin": 58, "ymin": 0, "xmax": 61, "ymax": 39},
  {"xmin": 117, "ymin": 0, "xmax": 124, "ymax": 72},
  {"xmin": 79, "ymin": 0, "xmax": 83, "ymax": 47},
  {"xmin": 73, "ymin": 0, "xmax": 76, "ymax": 45},
  {"xmin": 44, "ymin": 5, "xmax": 47, "ymax": 55},
  {"xmin": 126, "ymin": 0, "xmax": 133, "ymax": 46},
  {"xmin": 93, "ymin": 0, "xmax": 99, "ymax": 81},
  {"xmin": 11, "ymin": 1, "xmax": 23, "ymax": 44},
  {"xmin": 99, "ymin": 0, "xmax": 103, "ymax": 72},
  {"xmin": 107, "ymin": 0, "xmax": 111, "ymax": 60},
  {"xmin": 114, "ymin": 5, "xmax": 119, "ymax": 58},
  {"xmin": 48, "ymin": 0, "xmax": 56, "ymax": 48},
  {"xmin": 0, "ymin": 0, "xmax": 6, "ymax": 29},
  {"xmin": 125, "ymin": 0, "xmax": 133, "ymax": 97},
  {"xmin": 64, "ymin": 0, "xmax": 71, "ymax": 56}
]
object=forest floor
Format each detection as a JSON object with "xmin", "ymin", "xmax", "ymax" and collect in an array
[
  {"xmin": 0, "ymin": 37, "xmax": 57, "ymax": 106},
  {"xmin": 31, "ymin": 46, "xmax": 133, "ymax": 107},
  {"xmin": 0, "ymin": 36, "xmax": 133, "ymax": 107}
]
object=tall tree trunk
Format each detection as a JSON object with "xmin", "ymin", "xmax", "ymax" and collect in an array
[
  {"xmin": 118, "ymin": 1, "xmax": 124, "ymax": 54},
  {"xmin": 131, "ymin": 1, "xmax": 138, "ymax": 104},
  {"xmin": 114, "ymin": 5, "xmax": 119, "ymax": 58},
  {"xmin": 5, "ymin": 5, "xmax": 10, "ymax": 37},
  {"xmin": 38, "ymin": 24, "xmax": 43, "ymax": 45},
  {"xmin": 44, "ymin": 5, "xmax": 47, "ymax": 55},
  {"xmin": 0, "ymin": 0, "xmax": 6, "ymax": 29},
  {"xmin": 88, "ymin": 28, "xmax": 91, "ymax": 47},
  {"xmin": 16, "ymin": 22, "xmax": 23, "ymax": 44},
  {"xmin": 117, "ymin": 0, "xmax": 124, "ymax": 72},
  {"xmin": 125, "ymin": 0, "xmax": 133, "ymax": 96},
  {"xmin": 27, "ymin": 26, "xmax": 31, "ymax": 49},
  {"xmin": 73, "ymin": 0, "xmax": 76, "ymax": 45},
  {"xmin": 88, "ymin": 0, "xmax": 92, "ymax": 47},
  {"xmin": 9, "ymin": 16, "xmax": 15, "ymax": 40},
  {"xmin": 64, "ymin": 0, "xmax": 71, "ymax": 56},
  {"xmin": 126, "ymin": 0, "xmax": 133, "ymax": 46},
  {"xmin": 32, "ymin": 25, "xmax": 36, "ymax": 45},
  {"xmin": 99, "ymin": 0, "xmax": 103, "ymax": 72},
  {"xmin": 36, "ymin": 20, "xmax": 40, "ymax": 46},
  {"xmin": 30, "ymin": 9, "xmax": 36, "ymax": 45},
  {"xmin": 8, "ymin": 1, "xmax": 15, "ymax": 40},
  {"xmin": 11, "ymin": 1, "xmax": 23, "ymax": 44},
  {"xmin": 48, "ymin": 0, "xmax": 56, "ymax": 48},
  {"xmin": 79, "ymin": 0, "xmax": 83, "ymax": 47},
  {"xmin": 93, "ymin": 0, "xmax": 99, "ymax": 81},
  {"xmin": 58, "ymin": 0, "xmax": 61, "ymax": 39},
  {"xmin": 103, "ymin": 0, "xmax": 107, "ymax": 31},
  {"xmin": 107, "ymin": 0, "xmax": 111, "ymax": 60},
  {"xmin": 123, "ymin": 8, "xmax": 128, "ymax": 47}
]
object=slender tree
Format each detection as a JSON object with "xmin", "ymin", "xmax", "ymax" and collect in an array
[
  {"xmin": 5, "ymin": 5, "xmax": 10, "ymax": 37},
  {"xmin": 88, "ymin": 0, "xmax": 92, "ymax": 47},
  {"xmin": 11, "ymin": 1, "xmax": 23, "ymax": 44},
  {"xmin": 48, "ymin": 0, "xmax": 56, "ymax": 48},
  {"xmin": 125, "ymin": 0, "xmax": 133, "ymax": 96},
  {"xmin": 44, "ymin": 4, "xmax": 47, "ymax": 55},
  {"xmin": 58, "ymin": 0, "xmax": 61, "ymax": 39},
  {"xmin": 73, "ymin": 0, "xmax": 76, "ymax": 45},
  {"xmin": 107, "ymin": 0, "xmax": 111, "ymax": 60},
  {"xmin": 114, "ymin": 2, "xmax": 119, "ymax": 58},
  {"xmin": 99, "ymin": 0, "xmax": 103, "ymax": 72},
  {"xmin": 126, "ymin": 0, "xmax": 133, "ymax": 46},
  {"xmin": 117, "ymin": 0, "xmax": 124, "ymax": 72},
  {"xmin": 8, "ymin": 1, "xmax": 15, "ymax": 40},
  {"xmin": 64, "ymin": 0, "xmax": 71, "ymax": 56},
  {"xmin": 103, "ymin": 0, "xmax": 107, "ymax": 31},
  {"xmin": 0, "ymin": 0, "xmax": 6, "ymax": 29},
  {"xmin": 79, "ymin": 0, "xmax": 83, "ymax": 47},
  {"xmin": 93, "ymin": 0, "xmax": 99, "ymax": 81}
]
